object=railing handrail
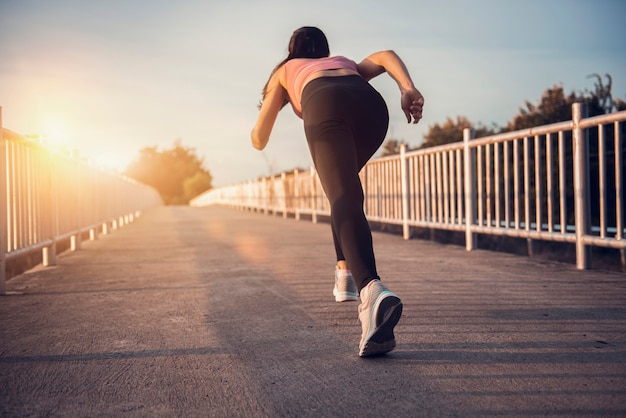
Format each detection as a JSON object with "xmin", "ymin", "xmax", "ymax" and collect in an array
[
  {"xmin": 192, "ymin": 104, "xmax": 626, "ymax": 271},
  {"xmin": 1, "ymin": 107, "xmax": 164, "ymax": 293}
]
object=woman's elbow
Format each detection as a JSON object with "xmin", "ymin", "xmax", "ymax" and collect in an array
[{"xmin": 251, "ymin": 129, "xmax": 267, "ymax": 150}]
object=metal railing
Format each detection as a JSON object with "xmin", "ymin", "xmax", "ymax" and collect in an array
[
  {"xmin": 1, "ymin": 107, "xmax": 163, "ymax": 293},
  {"xmin": 191, "ymin": 103, "xmax": 626, "ymax": 271}
]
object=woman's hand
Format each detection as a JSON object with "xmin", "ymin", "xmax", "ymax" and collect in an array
[
  {"xmin": 360, "ymin": 51, "xmax": 424, "ymax": 124},
  {"xmin": 401, "ymin": 88, "xmax": 424, "ymax": 124}
]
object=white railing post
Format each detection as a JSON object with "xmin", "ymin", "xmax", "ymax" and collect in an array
[
  {"xmin": 42, "ymin": 153, "xmax": 57, "ymax": 267},
  {"xmin": 400, "ymin": 143, "xmax": 410, "ymax": 240},
  {"xmin": 464, "ymin": 128, "xmax": 477, "ymax": 251},
  {"xmin": 0, "ymin": 107, "xmax": 7, "ymax": 294},
  {"xmin": 281, "ymin": 171, "xmax": 287, "ymax": 218},
  {"xmin": 71, "ymin": 161, "xmax": 82, "ymax": 251},
  {"xmin": 573, "ymin": 102, "xmax": 591, "ymax": 269},
  {"xmin": 311, "ymin": 166, "xmax": 318, "ymax": 224},
  {"xmin": 615, "ymin": 121, "xmax": 625, "ymax": 270},
  {"xmin": 294, "ymin": 169, "xmax": 300, "ymax": 221},
  {"xmin": 262, "ymin": 177, "xmax": 268, "ymax": 215}
]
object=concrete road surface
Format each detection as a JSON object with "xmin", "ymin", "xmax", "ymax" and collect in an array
[{"xmin": 1, "ymin": 206, "xmax": 625, "ymax": 417}]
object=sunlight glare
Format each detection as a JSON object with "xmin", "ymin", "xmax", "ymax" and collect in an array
[
  {"xmin": 41, "ymin": 114, "xmax": 71, "ymax": 148},
  {"xmin": 86, "ymin": 149, "xmax": 133, "ymax": 173},
  {"xmin": 36, "ymin": 113, "xmax": 131, "ymax": 173}
]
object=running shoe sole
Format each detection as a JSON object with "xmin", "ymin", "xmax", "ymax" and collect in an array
[{"xmin": 359, "ymin": 294, "xmax": 403, "ymax": 357}]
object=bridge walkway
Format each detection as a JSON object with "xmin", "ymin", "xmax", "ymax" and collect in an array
[{"xmin": 1, "ymin": 206, "xmax": 625, "ymax": 416}]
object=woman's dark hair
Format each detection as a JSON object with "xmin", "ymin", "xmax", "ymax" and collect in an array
[
  {"xmin": 286, "ymin": 26, "xmax": 330, "ymax": 60},
  {"xmin": 260, "ymin": 27, "xmax": 330, "ymax": 108}
]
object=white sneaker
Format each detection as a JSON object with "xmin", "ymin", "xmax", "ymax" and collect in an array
[
  {"xmin": 358, "ymin": 279, "xmax": 402, "ymax": 357},
  {"xmin": 333, "ymin": 268, "xmax": 359, "ymax": 302}
]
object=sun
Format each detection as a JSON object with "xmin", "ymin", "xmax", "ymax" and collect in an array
[
  {"xmin": 40, "ymin": 114, "xmax": 72, "ymax": 148},
  {"xmin": 33, "ymin": 112, "xmax": 132, "ymax": 173}
]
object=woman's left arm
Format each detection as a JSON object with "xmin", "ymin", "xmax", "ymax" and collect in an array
[
  {"xmin": 358, "ymin": 50, "xmax": 424, "ymax": 124},
  {"xmin": 251, "ymin": 69, "xmax": 287, "ymax": 150}
]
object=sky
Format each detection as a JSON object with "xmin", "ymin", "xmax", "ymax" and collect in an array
[{"xmin": 1, "ymin": 0, "xmax": 625, "ymax": 186}]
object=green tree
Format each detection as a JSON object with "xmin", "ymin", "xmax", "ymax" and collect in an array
[
  {"xmin": 125, "ymin": 140, "xmax": 212, "ymax": 205},
  {"xmin": 419, "ymin": 75, "xmax": 622, "ymax": 151},
  {"xmin": 183, "ymin": 171, "xmax": 213, "ymax": 202},
  {"xmin": 506, "ymin": 84, "xmax": 607, "ymax": 131}
]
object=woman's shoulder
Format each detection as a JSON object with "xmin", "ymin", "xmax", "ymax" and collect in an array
[
  {"xmin": 333, "ymin": 55, "xmax": 357, "ymax": 64},
  {"xmin": 284, "ymin": 56, "xmax": 355, "ymax": 67}
]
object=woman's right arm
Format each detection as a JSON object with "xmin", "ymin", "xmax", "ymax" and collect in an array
[
  {"xmin": 251, "ymin": 68, "xmax": 287, "ymax": 150},
  {"xmin": 358, "ymin": 50, "xmax": 424, "ymax": 124}
]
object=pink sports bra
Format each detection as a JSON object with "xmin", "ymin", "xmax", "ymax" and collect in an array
[{"xmin": 283, "ymin": 56, "xmax": 359, "ymax": 115}]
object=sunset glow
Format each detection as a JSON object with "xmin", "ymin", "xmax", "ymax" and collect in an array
[
  {"xmin": 40, "ymin": 114, "xmax": 71, "ymax": 146},
  {"xmin": 1, "ymin": 0, "xmax": 624, "ymax": 186}
]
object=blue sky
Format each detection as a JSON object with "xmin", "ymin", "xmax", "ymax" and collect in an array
[{"xmin": 1, "ymin": 0, "xmax": 625, "ymax": 186}]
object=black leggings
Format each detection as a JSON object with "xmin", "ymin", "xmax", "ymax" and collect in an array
[{"xmin": 301, "ymin": 75, "xmax": 389, "ymax": 290}]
